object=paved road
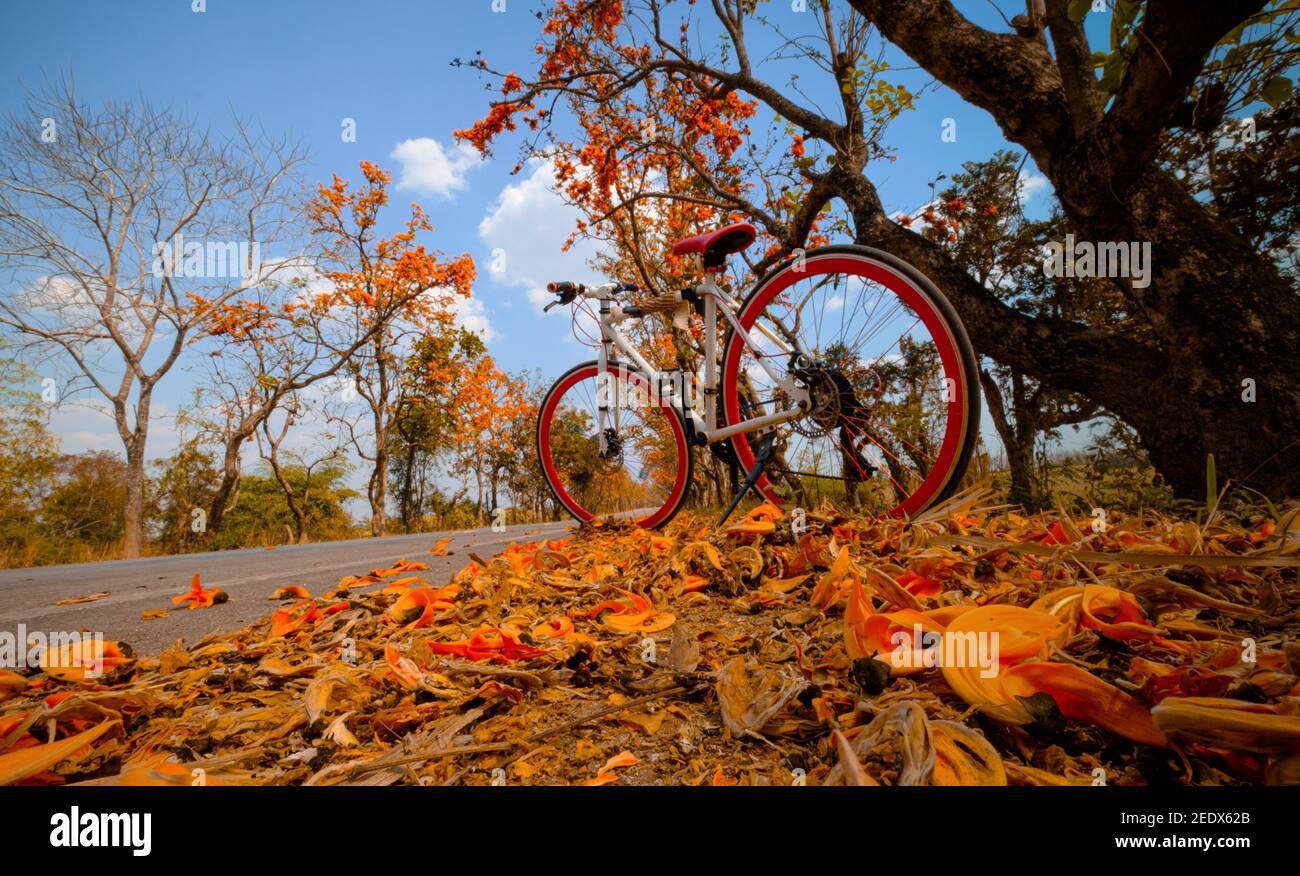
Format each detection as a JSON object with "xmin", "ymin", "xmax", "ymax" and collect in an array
[{"xmin": 0, "ymin": 521, "xmax": 572, "ymax": 657}]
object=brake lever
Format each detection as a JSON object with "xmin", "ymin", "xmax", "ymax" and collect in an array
[{"xmin": 544, "ymin": 300, "xmax": 560, "ymax": 313}]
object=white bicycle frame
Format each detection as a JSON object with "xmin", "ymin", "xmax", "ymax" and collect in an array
[{"xmin": 584, "ymin": 273, "xmax": 811, "ymax": 455}]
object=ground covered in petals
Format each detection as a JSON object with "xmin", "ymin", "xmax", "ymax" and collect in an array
[{"xmin": 3, "ymin": 494, "xmax": 1299, "ymax": 786}]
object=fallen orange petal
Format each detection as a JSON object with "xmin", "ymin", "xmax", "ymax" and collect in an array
[
  {"xmin": 1003, "ymin": 662, "xmax": 1166, "ymax": 746},
  {"xmin": 585, "ymin": 750, "xmax": 639, "ymax": 785},
  {"xmin": 172, "ymin": 573, "xmax": 228, "ymax": 609},
  {"xmin": 40, "ymin": 639, "xmax": 130, "ymax": 684},
  {"xmin": 387, "ymin": 588, "xmax": 456, "ymax": 628},
  {"xmin": 269, "ymin": 585, "xmax": 313, "ymax": 600},
  {"xmin": 0, "ymin": 720, "xmax": 118, "ymax": 786}
]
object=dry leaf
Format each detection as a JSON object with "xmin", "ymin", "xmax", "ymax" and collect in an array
[{"xmin": 55, "ymin": 591, "xmax": 110, "ymax": 606}]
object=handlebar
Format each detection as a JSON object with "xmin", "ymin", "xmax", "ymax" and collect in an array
[{"xmin": 543, "ymin": 280, "xmax": 639, "ymax": 312}]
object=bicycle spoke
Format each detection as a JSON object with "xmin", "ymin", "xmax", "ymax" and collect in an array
[{"xmin": 724, "ymin": 250, "xmax": 972, "ymax": 518}]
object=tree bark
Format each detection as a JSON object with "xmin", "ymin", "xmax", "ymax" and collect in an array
[
  {"xmin": 114, "ymin": 388, "xmax": 156, "ymax": 560},
  {"xmin": 836, "ymin": 0, "xmax": 1300, "ymax": 497},
  {"xmin": 207, "ymin": 437, "xmax": 246, "ymax": 535},
  {"xmin": 979, "ymin": 369, "xmax": 1038, "ymax": 509},
  {"xmin": 370, "ymin": 450, "xmax": 388, "ymax": 538},
  {"xmin": 121, "ymin": 438, "xmax": 146, "ymax": 559}
]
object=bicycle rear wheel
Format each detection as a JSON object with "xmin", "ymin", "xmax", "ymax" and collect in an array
[
  {"xmin": 721, "ymin": 245, "xmax": 979, "ymax": 518},
  {"xmin": 536, "ymin": 360, "xmax": 692, "ymax": 528}
]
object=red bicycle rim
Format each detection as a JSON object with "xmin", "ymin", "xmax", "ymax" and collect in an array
[
  {"xmin": 538, "ymin": 363, "xmax": 690, "ymax": 528},
  {"xmin": 722, "ymin": 253, "xmax": 971, "ymax": 517}
]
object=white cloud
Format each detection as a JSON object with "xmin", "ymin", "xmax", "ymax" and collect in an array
[
  {"xmin": 451, "ymin": 294, "xmax": 497, "ymax": 341},
  {"xmin": 478, "ymin": 158, "xmax": 606, "ymax": 314},
  {"xmin": 390, "ymin": 138, "xmax": 484, "ymax": 199},
  {"xmin": 1018, "ymin": 171, "xmax": 1049, "ymax": 205}
]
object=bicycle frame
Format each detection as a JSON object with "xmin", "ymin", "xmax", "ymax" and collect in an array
[{"xmin": 587, "ymin": 273, "xmax": 811, "ymax": 455}]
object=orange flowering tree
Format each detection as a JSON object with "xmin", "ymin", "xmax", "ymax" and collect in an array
[
  {"xmin": 310, "ymin": 162, "xmax": 476, "ymax": 536},
  {"xmin": 451, "ymin": 0, "xmax": 1300, "ymax": 501},
  {"xmin": 448, "ymin": 355, "xmax": 533, "ymax": 520},
  {"xmin": 455, "ymin": 0, "xmax": 912, "ymax": 506},
  {"xmin": 391, "ymin": 328, "xmax": 533, "ymax": 528},
  {"xmin": 188, "ymin": 164, "xmax": 475, "ymax": 538}
]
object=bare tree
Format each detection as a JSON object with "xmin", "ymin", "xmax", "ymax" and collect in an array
[
  {"xmin": 255, "ymin": 393, "xmax": 342, "ymax": 545},
  {"xmin": 325, "ymin": 326, "xmax": 412, "ymax": 538},
  {"xmin": 0, "ymin": 78, "xmax": 305, "ymax": 556},
  {"xmin": 187, "ymin": 266, "xmax": 433, "ymax": 537}
]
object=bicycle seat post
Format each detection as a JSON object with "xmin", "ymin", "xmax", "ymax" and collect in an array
[{"xmin": 701, "ymin": 274, "xmax": 719, "ymax": 432}]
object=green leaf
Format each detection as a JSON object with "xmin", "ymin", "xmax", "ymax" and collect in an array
[
  {"xmin": 1260, "ymin": 75, "xmax": 1294, "ymax": 107},
  {"xmin": 1067, "ymin": 0, "xmax": 1091, "ymax": 23},
  {"xmin": 1097, "ymin": 55, "xmax": 1126, "ymax": 93}
]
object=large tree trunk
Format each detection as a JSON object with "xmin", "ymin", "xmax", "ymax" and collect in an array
[
  {"xmin": 843, "ymin": 161, "xmax": 1300, "ymax": 500},
  {"xmin": 117, "ymin": 395, "xmax": 153, "ymax": 560},
  {"xmin": 844, "ymin": 0, "xmax": 1300, "ymax": 499},
  {"xmin": 1079, "ymin": 173, "xmax": 1300, "ymax": 497},
  {"xmin": 122, "ymin": 438, "xmax": 146, "ymax": 559}
]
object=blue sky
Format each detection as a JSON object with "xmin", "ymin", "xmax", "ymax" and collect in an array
[{"xmin": 0, "ymin": 0, "xmax": 1107, "ymax": 472}]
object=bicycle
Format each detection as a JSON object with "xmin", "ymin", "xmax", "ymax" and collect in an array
[{"xmin": 535, "ymin": 221, "xmax": 980, "ymax": 529}]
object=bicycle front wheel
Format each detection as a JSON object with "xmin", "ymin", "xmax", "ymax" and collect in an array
[
  {"xmin": 536, "ymin": 361, "xmax": 692, "ymax": 529},
  {"xmin": 721, "ymin": 245, "xmax": 979, "ymax": 518}
]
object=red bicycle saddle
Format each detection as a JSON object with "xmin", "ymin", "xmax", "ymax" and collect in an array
[{"xmin": 671, "ymin": 222, "xmax": 757, "ymax": 258}]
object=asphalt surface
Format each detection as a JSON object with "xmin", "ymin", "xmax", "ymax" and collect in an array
[{"xmin": 0, "ymin": 520, "xmax": 573, "ymax": 657}]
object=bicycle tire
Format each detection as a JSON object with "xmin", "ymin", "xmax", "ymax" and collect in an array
[{"xmin": 720, "ymin": 244, "xmax": 980, "ymax": 517}]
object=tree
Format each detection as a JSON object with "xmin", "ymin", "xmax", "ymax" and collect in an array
[
  {"xmin": 456, "ymin": 0, "xmax": 1300, "ymax": 499},
  {"xmin": 255, "ymin": 394, "xmax": 345, "ymax": 544},
  {"xmin": 388, "ymin": 329, "xmax": 483, "ymax": 531},
  {"xmin": 911, "ymin": 151, "xmax": 1101, "ymax": 508},
  {"xmin": 499, "ymin": 371, "xmax": 567, "ymax": 522},
  {"xmin": 388, "ymin": 329, "xmax": 532, "ymax": 527},
  {"xmin": 187, "ymin": 187, "xmax": 476, "ymax": 538},
  {"xmin": 845, "ymin": 0, "xmax": 1300, "ymax": 497},
  {"xmin": 39, "ymin": 451, "xmax": 129, "ymax": 547},
  {"xmin": 0, "ymin": 348, "xmax": 58, "ymax": 560},
  {"xmin": 150, "ymin": 439, "xmax": 221, "ymax": 554},
  {"xmin": 311, "ymin": 162, "xmax": 476, "ymax": 536},
  {"xmin": 449, "ymin": 354, "xmax": 532, "ymax": 520},
  {"xmin": 212, "ymin": 464, "xmax": 355, "ymax": 549},
  {"xmin": 0, "ymin": 79, "xmax": 305, "ymax": 556}
]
